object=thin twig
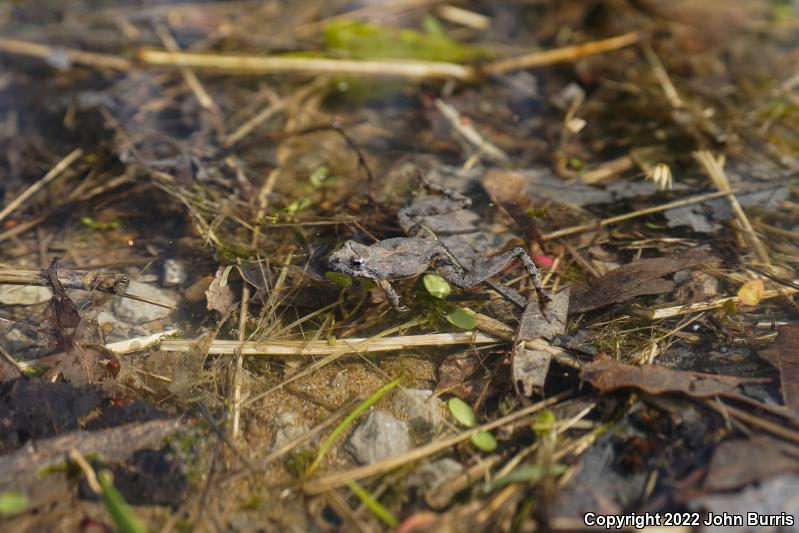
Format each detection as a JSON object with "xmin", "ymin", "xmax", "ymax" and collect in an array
[
  {"xmin": 0, "ymin": 148, "xmax": 83, "ymax": 224},
  {"xmin": 641, "ymin": 43, "xmax": 683, "ymax": 108},
  {"xmin": 0, "ymin": 344, "xmax": 24, "ymax": 374},
  {"xmin": 68, "ymin": 449, "xmax": 102, "ymax": 493},
  {"xmin": 434, "ymin": 99, "xmax": 508, "ymax": 163},
  {"xmin": 638, "ymin": 285, "xmax": 798, "ymax": 320},
  {"xmin": 0, "ymin": 37, "xmax": 132, "ymax": 71},
  {"xmin": 155, "ymin": 24, "xmax": 221, "ymax": 117},
  {"xmin": 706, "ymin": 399, "xmax": 799, "ymax": 445},
  {"xmin": 223, "ymin": 99, "xmax": 284, "ymax": 147},
  {"xmin": 694, "ymin": 150, "xmax": 770, "ymax": 264},
  {"xmin": 541, "ymin": 189, "xmax": 735, "ymax": 241},
  {"xmin": 486, "ymin": 32, "xmax": 640, "ymax": 74},
  {"xmin": 0, "ymin": 263, "xmax": 129, "ymax": 294}
]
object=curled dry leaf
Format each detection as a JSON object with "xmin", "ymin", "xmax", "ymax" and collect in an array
[
  {"xmin": 580, "ymin": 357, "xmax": 767, "ymax": 399},
  {"xmin": 570, "ymin": 249, "xmax": 717, "ymax": 313},
  {"xmin": 759, "ymin": 324, "xmax": 799, "ymax": 414}
]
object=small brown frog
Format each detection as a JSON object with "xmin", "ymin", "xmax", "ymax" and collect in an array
[{"xmin": 327, "ymin": 176, "xmax": 548, "ymax": 312}]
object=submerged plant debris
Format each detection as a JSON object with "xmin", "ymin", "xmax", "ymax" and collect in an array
[{"xmin": 1, "ymin": 0, "xmax": 799, "ymax": 531}]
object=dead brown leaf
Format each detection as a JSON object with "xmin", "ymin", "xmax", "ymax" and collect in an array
[
  {"xmin": 759, "ymin": 324, "xmax": 799, "ymax": 414},
  {"xmin": 570, "ymin": 249, "xmax": 717, "ymax": 313},
  {"xmin": 580, "ymin": 357, "xmax": 766, "ymax": 399},
  {"xmin": 512, "ymin": 289, "xmax": 569, "ymax": 396},
  {"xmin": 45, "ymin": 258, "xmax": 81, "ymax": 351},
  {"xmin": 206, "ymin": 266, "xmax": 236, "ymax": 317},
  {"xmin": 41, "ymin": 344, "xmax": 120, "ymax": 386},
  {"xmin": 703, "ymin": 436, "xmax": 799, "ymax": 492},
  {"xmin": 435, "ymin": 351, "xmax": 487, "ymax": 401}
]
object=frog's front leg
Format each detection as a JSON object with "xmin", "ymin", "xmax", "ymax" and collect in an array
[
  {"xmin": 435, "ymin": 247, "xmax": 549, "ymax": 310},
  {"xmin": 375, "ymin": 278, "xmax": 409, "ymax": 312}
]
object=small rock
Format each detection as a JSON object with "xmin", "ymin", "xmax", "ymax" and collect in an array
[
  {"xmin": 96, "ymin": 311, "xmax": 121, "ymax": 329},
  {"xmin": 407, "ymin": 458, "xmax": 463, "ymax": 492},
  {"xmin": 3, "ymin": 328, "xmax": 35, "ymax": 353},
  {"xmin": 347, "ymin": 411, "xmax": 412, "ymax": 465},
  {"xmin": 163, "ymin": 259, "xmax": 187, "ymax": 286},
  {"xmin": 390, "ymin": 389, "xmax": 445, "ymax": 439},
  {"xmin": 0, "ymin": 285, "xmax": 52, "ymax": 305},
  {"xmin": 330, "ymin": 371, "xmax": 348, "ymax": 390},
  {"xmin": 112, "ymin": 280, "xmax": 176, "ymax": 324},
  {"xmin": 272, "ymin": 410, "xmax": 310, "ymax": 451}
]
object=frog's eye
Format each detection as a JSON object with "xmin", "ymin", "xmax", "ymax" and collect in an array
[{"xmin": 352, "ymin": 257, "xmax": 364, "ymax": 269}]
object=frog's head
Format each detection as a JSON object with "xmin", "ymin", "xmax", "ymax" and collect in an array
[{"xmin": 327, "ymin": 240, "xmax": 371, "ymax": 278}]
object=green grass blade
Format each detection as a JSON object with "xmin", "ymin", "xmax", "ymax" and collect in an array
[
  {"xmin": 97, "ymin": 471, "xmax": 147, "ymax": 533},
  {"xmin": 346, "ymin": 479, "xmax": 398, "ymax": 528},
  {"xmin": 307, "ymin": 377, "xmax": 401, "ymax": 474}
]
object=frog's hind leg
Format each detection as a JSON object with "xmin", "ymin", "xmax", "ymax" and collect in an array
[
  {"xmin": 484, "ymin": 280, "xmax": 527, "ymax": 308},
  {"xmin": 435, "ymin": 247, "xmax": 548, "ymax": 309}
]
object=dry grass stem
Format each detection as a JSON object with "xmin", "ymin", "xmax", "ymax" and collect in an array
[
  {"xmin": 473, "ymin": 312, "xmax": 583, "ymax": 369},
  {"xmin": 642, "ymin": 43, "xmax": 683, "ymax": 108},
  {"xmin": 0, "ymin": 344, "xmax": 24, "ymax": 374},
  {"xmin": 137, "ymin": 49, "xmax": 476, "ymax": 80},
  {"xmin": 231, "ymin": 284, "xmax": 250, "ymax": 439},
  {"xmin": 223, "ymin": 100, "xmax": 284, "ymax": 147},
  {"xmin": 641, "ymin": 284, "xmax": 798, "ymax": 319},
  {"xmin": 436, "ymin": 5, "xmax": 491, "ymax": 29},
  {"xmin": 486, "ymin": 32, "xmax": 640, "ymax": 74},
  {"xmin": 0, "ymin": 148, "xmax": 83, "ymax": 224},
  {"xmin": 303, "ymin": 390, "xmax": 573, "ymax": 494},
  {"xmin": 105, "ymin": 328, "xmax": 181, "ymax": 354},
  {"xmin": 68, "ymin": 449, "xmax": 102, "ymax": 494},
  {"xmin": 0, "ymin": 36, "xmax": 132, "ymax": 70},
  {"xmin": 155, "ymin": 25, "xmax": 220, "ymax": 116},
  {"xmin": 542, "ymin": 189, "xmax": 735, "ymax": 241},
  {"xmin": 707, "ymin": 400, "xmax": 799, "ymax": 446},
  {"xmin": 434, "ymin": 99, "xmax": 508, "ymax": 162},
  {"xmin": 159, "ymin": 331, "xmax": 507, "ymax": 356},
  {"xmin": 694, "ymin": 150, "xmax": 771, "ymax": 264},
  {"xmin": 581, "ymin": 155, "xmax": 635, "ymax": 184}
]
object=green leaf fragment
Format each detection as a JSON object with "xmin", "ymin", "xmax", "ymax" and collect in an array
[
  {"xmin": 483, "ymin": 464, "xmax": 568, "ymax": 493},
  {"xmin": 285, "ymin": 197, "xmax": 312, "ymax": 214},
  {"xmin": 421, "ymin": 15, "xmax": 446, "ymax": 37},
  {"xmin": 309, "ymin": 166, "xmax": 332, "ymax": 187},
  {"xmin": 324, "ymin": 19, "xmax": 491, "ymax": 63},
  {"xmin": 423, "ymin": 274, "xmax": 451, "ymax": 299},
  {"xmin": 446, "ymin": 307, "xmax": 476, "ymax": 329},
  {"xmin": 532, "ymin": 409, "xmax": 557, "ymax": 435},
  {"xmin": 0, "ymin": 492, "xmax": 28, "ymax": 516},
  {"xmin": 471, "ymin": 431, "xmax": 497, "ymax": 452},
  {"xmin": 448, "ymin": 397, "xmax": 476, "ymax": 428},
  {"xmin": 325, "ymin": 271, "xmax": 353, "ymax": 289}
]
